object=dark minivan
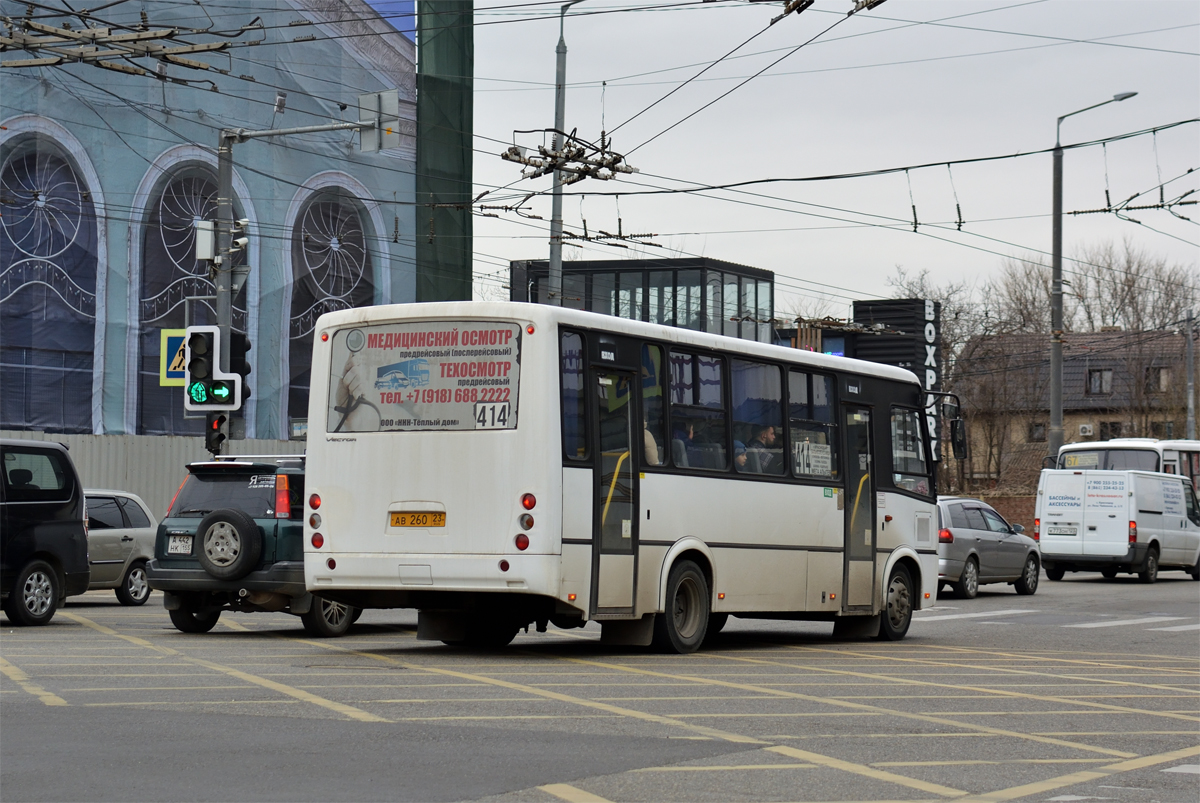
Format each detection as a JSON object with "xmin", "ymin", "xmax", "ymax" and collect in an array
[
  {"xmin": 1, "ymin": 439, "xmax": 90, "ymax": 625},
  {"xmin": 146, "ymin": 455, "xmax": 356, "ymax": 636}
]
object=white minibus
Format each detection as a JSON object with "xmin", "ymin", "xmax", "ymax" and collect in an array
[
  {"xmin": 302, "ymin": 302, "xmax": 955, "ymax": 652},
  {"xmin": 1056, "ymin": 439, "xmax": 1200, "ymax": 491}
]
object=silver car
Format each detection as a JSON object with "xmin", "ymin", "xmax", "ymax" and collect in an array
[
  {"xmin": 936, "ymin": 496, "xmax": 1041, "ymax": 599},
  {"xmin": 84, "ymin": 490, "xmax": 157, "ymax": 605}
]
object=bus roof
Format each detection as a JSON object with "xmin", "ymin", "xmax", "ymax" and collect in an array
[
  {"xmin": 313, "ymin": 300, "xmax": 924, "ymax": 388},
  {"xmin": 1059, "ymin": 438, "xmax": 1200, "ymax": 453}
]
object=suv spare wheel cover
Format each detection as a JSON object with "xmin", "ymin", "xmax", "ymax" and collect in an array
[{"xmin": 195, "ymin": 508, "xmax": 263, "ymax": 580}]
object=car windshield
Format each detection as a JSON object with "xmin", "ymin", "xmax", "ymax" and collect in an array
[{"xmin": 170, "ymin": 472, "xmax": 277, "ymax": 518}]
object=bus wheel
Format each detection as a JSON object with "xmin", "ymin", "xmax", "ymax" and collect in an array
[
  {"xmin": 877, "ymin": 564, "xmax": 913, "ymax": 641},
  {"xmin": 652, "ymin": 560, "xmax": 709, "ymax": 654}
]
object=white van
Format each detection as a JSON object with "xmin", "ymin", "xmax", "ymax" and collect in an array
[{"xmin": 1036, "ymin": 469, "xmax": 1200, "ymax": 583}]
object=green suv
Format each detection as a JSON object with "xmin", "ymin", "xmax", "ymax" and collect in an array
[{"xmin": 145, "ymin": 455, "xmax": 356, "ymax": 636}]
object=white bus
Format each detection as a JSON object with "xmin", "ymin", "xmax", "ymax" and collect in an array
[
  {"xmin": 1056, "ymin": 439, "xmax": 1200, "ymax": 491},
  {"xmin": 302, "ymin": 302, "xmax": 957, "ymax": 652}
]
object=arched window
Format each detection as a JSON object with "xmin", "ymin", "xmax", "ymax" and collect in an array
[
  {"xmin": 0, "ymin": 138, "xmax": 98, "ymax": 433},
  {"xmin": 137, "ymin": 168, "xmax": 247, "ymax": 435},
  {"xmin": 288, "ymin": 190, "xmax": 375, "ymax": 420}
]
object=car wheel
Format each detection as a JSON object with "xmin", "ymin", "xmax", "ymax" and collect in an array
[
  {"xmin": 1138, "ymin": 547, "xmax": 1159, "ymax": 584},
  {"xmin": 1014, "ymin": 555, "xmax": 1040, "ymax": 596},
  {"xmin": 954, "ymin": 558, "xmax": 979, "ymax": 599},
  {"xmin": 3, "ymin": 560, "xmax": 59, "ymax": 626},
  {"xmin": 1100, "ymin": 567, "xmax": 1119, "ymax": 580},
  {"xmin": 115, "ymin": 561, "xmax": 151, "ymax": 606},
  {"xmin": 301, "ymin": 596, "xmax": 355, "ymax": 638},
  {"xmin": 1045, "ymin": 566, "xmax": 1065, "ymax": 581},
  {"xmin": 168, "ymin": 603, "xmax": 221, "ymax": 634},
  {"xmin": 877, "ymin": 564, "xmax": 913, "ymax": 641},
  {"xmin": 652, "ymin": 560, "xmax": 710, "ymax": 654},
  {"xmin": 195, "ymin": 509, "xmax": 262, "ymax": 581}
]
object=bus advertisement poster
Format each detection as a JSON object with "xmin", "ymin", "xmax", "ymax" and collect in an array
[{"xmin": 326, "ymin": 321, "xmax": 522, "ymax": 433}]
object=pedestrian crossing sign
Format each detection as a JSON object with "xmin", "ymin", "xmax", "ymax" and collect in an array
[{"xmin": 160, "ymin": 329, "xmax": 187, "ymax": 386}]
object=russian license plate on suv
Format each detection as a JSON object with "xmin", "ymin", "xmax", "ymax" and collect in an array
[
  {"xmin": 1046, "ymin": 526, "xmax": 1077, "ymax": 536},
  {"xmin": 167, "ymin": 535, "xmax": 193, "ymax": 554}
]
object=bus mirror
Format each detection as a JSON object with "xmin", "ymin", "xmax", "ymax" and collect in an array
[
  {"xmin": 941, "ymin": 398, "xmax": 960, "ymax": 420},
  {"xmin": 950, "ymin": 419, "xmax": 968, "ymax": 460},
  {"xmin": 1041, "ymin": 455, "xmax": 1057, "ymax": 470}
]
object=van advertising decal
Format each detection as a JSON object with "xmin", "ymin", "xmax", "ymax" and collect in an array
[
  {"xmin": 1085, "ymin": 476, "xmax": 1126, "ymax": 510},
  {"xmin": 1163, "ymin": 481, "xmax": 1185, "ymax": 516},
  {"xmin": 326, "ymin": 321, "xmax": 521, "ymax": 433}
]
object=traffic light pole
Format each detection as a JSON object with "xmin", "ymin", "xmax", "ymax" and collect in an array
[{"xmin": 209, "ymin": 120, "xmax": 376, "ymax": 452}]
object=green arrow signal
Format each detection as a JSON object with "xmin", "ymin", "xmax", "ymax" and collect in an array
[
  {"xmin": 188, "ymin": 382, "xmax": 209, "ymax": 403},
  {"xmin": 211, "ymin": 383, "xmax": 231, "ymax": 401}
]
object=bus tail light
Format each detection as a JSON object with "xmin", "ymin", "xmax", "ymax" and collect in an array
[
  {"xmin": 1033, "ymin": 518, "xmax": 1040, "ymax": 541},
  {"xmin": 311, "ymin": 533, "xmax": 324, "ymax": 549},
  {"xmin": 938, "ymin": 528, "xmax": 954, "ymax": 544},
  {"xmin": 521, "ymin": 493, "xmax": 536, "ymax": 510},
  {"xmin": 309, "ymin": 493, "xmax": 321, "ymax": 510},
  {"xmin": 515, "ymin": 534, "xmax": 529, "ymax": 551},
  {"xmin": 275, "ymin": 475, "xmax": 290, "ymax": 519},
  {"xmin": 326, "ymin": 558, "xmax": 336, "ymax": 570},
  {"xmin": 519, "ymin": 514, "xmax": 534, "ymax": 530},
  {"xmin": 1129, "ymin": 521, "xmax": 1137, "ymax": 544},
  {"xmin": 499, "ymin": 560, "xmax": 510, "ymax": 572}
]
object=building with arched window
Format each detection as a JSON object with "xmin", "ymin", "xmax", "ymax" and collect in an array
[{"xmin": 1, "ymin": 0, "xmax": 416, "ymax": 440}]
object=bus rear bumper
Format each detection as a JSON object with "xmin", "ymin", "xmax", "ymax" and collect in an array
[{"xmin": 305, "ymin": 552, "xmax": 561, "ymax": 597}]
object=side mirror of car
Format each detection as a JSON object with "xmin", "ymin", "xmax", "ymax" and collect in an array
[
  {"xmin": 1011, "ymin": 523, "xmax": 1025, "ymax": 534},
  {"xmin": 950, "ymin": 418, "xmax": 968, "ymax": 461}
]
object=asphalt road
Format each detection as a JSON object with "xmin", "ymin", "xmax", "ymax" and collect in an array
[{"xmin": 2, "ymin": 569, "xmax": 1198, "ymax": 803}]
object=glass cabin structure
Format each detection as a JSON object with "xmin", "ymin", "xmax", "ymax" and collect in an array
[{"xmin": 509, "ymin": 258, "xmax": 774, "ymax": 343}]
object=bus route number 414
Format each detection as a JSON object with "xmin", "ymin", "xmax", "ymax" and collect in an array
[{"xmin": 474, "ymin": 402, "xmax": 510, "ymax": 429}]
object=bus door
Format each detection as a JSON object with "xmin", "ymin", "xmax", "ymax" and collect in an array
[
  {"xmin": 843, "ymin": 406, "xmax": 876, "ymax": 610},
  {"xmin": 591, "ymin": 369, "xmax": 638, "ymax": 614}
]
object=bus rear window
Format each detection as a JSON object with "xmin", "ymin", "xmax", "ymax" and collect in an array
[
  {"xmin": 326, "ymin": 321, "xmax": 521, "ymax": 433},
  {"xmin": 1060, "ymin": 449, "xmax": 1159, "ymax": 471}
]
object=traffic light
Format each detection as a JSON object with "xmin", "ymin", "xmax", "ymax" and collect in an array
[
  {"xmin": 183, "ymin": 325, "xmax": 241, "ymax": 411},
  {"xmin": 229, "ymin": 332, "xmax": 252, "ymax": 405},
  {"xmin": 205, "ymin": 412, "xmax": 229, "ymax": 454}
]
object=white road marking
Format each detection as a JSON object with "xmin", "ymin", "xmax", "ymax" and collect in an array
[
  {"xmin": 1063, "ymin": 616, "xmax": 1188, "ymax": 629},
  {"xmin": 1146, "ymin": 623, "xmax": 1200, "ymax": 632},
  {"xmin": 913, "ymin": 609, "xmax": 1038, "ymax": 622},
  {"xmin": 1162, "ymin": 764, "xmax": 1200, "ymax": 774}
]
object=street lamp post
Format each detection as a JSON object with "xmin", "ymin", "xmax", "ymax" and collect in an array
[
  {"xmin": 548, "ymin": 0, "xmax": 585, "ymax": 307},
  {"xmin": 1048, "ymin": 92, "xmax": 1137, "ymax": 461}
]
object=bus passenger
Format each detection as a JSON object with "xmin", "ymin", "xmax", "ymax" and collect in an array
[{"xmin": 745, "ymin": 424, "xmax": 778, "ymax": 473}]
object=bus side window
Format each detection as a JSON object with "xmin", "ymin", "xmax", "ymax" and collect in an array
[
  {"xmin": 561, "ymin": 331, "xmax": 588, "ymax": 460},
  {"xmin": 890, "ymin": 407, "xmax": 931, "ymax": 496},
  {"xmin": 731, "ymin": 359, "xmax": 784, "ymax": 475},
  {"xmin": 669, "ymin": 350, "xmax": 728, "ymax": 470},
  {"xmin": 788, "ymin": 370, "xmax": 839, "ymax": 481},
  {"xmin": 641, "ymin": 344, "xmax": 666, "ymax": 466}
]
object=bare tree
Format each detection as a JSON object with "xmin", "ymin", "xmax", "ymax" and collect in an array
[{"xmin": 1070, "ymin": 238, "xmax": 1196, "ymax": 332}]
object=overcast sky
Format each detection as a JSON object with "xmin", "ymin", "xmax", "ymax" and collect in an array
[{"xmin": 462, "ymin": 0, "xmax": 1198, "ymax": 315}]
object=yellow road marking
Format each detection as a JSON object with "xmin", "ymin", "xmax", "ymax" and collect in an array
[
  {"xmin": 221, "ymin": 620, "xmax": 252, "ymax": 632},
  {"xmin": 791, "ymin": 645, "xmax": 1200, "ymax": 713},
  {"xmin": 927, "ymin": 644, "xmax": 1200, "ymax": 677},
  {"xmin": 59, "ymin": 611, "xmax": 177, "ymax": 655},
  {"xmin": 297, "ymin": 639, "xmax": 767, "ymax": 744},
  {"xmin": 560, "ymin": 655, "xmax": 1136, "ymax": 758},
  {"xmin": 0, "ymin": 656, "xmax": 68, "ymax": 706},
  {"xmin": 957, "ymin": 743, "xmax": 1200, "ymax": 802},
  {"xmin": 634, "ymin": 763, "xmax": 817, "ymax": 771},
  {"xmin": 539, "ymin": 783, "xmax": 612, "ymax": 802},
  {"xmin": 873, "ymin": 759, "xmax": 1111, "ymax": 768},
  {"xmin": 59, "ymin": 611, "xmax": 388, "ymax": 723},
  {"xmin": 767, "ymin": 745, "xmax": 967, "ymax": 798}
]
